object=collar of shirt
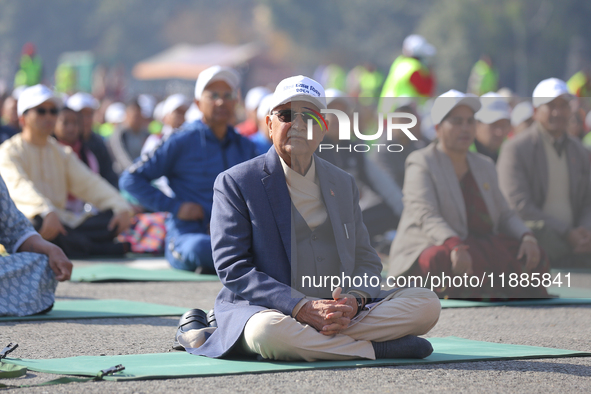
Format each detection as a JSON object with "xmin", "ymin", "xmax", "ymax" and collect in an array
[
  {"xmin": 279, "ymin": 155, "xmax": 318, "ymax": 187},
  {"xmin": 538, "ymin": 123, "xmax": 567, "ymax": 157},
  {"xmin": 279, "ymin": 155, "xmax": 324, "ymax": 204},
  {"xmin": 198, "ymin": 120, "xmax": 237, "ymax": 145},
  {"xmin": 279, "ymin": 154, "xmax": 327, "ymax": 230}
]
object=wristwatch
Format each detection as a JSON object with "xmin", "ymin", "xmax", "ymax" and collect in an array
[
  {"xmin": 354, "ymin": 296, "xmax": 364, "ymax": 314},
  {"xmin": 348, "ymin": 290, "xmax": 366, "ymax": 315}
]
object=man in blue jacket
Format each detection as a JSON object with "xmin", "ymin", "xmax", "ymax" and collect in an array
[
  {"xmin": 119, "ymin": 66, "xmax": 257, "ymax": 273},
  {"xmin": 176, "ymin": 75, "xmax": 440, "ymax": 361}
]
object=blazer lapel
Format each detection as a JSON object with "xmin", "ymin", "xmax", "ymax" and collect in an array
[
  {"xmin": 435, "ymin": 143, "xmax": 467, "ymax": 228},
  {"xmin": 315, "ymin": 157, "xmax": 350, "ymax": 267},
  {"xmin": 261, "ymin": 148, "xmax": 292, "ymax": 262}
]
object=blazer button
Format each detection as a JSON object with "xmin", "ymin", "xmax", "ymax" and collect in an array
[{"xmin": 316, "ymin": 256, "xmax": 324, "ymax": 262}]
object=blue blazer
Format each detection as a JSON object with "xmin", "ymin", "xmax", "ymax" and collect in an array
[{"xmin": 192, "ymin": 147, "xmax": 383, "ymax": 358}]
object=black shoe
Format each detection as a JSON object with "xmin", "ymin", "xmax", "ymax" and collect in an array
[
  {"xmin": 194, "ymin": 265, "xmax": 217, "ymax": 275},
  {"xmin": 173, "ymin": 309, "xmax": 208, "ymax": 350},
  {"xmin": 206, "ymin": 309, "xmax": 217, "ymax": 328}
]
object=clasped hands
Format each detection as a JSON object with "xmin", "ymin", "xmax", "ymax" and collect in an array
[{"xmin": 295, "ymin": 287, "xmax": 358, "ymax": 336}]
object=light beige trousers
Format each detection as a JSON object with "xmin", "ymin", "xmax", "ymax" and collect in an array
[{"xmin": 239, "ymin": 287, "xmax": 440, "ymax": 361}]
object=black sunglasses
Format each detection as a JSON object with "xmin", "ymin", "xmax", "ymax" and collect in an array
[
  {"xmin": 272, "ymin": 109, "xmax": 318, "ymax": 123},
  {"xmin": 27, "ymin": 107, "xmax": 59, "ymax": 116}
]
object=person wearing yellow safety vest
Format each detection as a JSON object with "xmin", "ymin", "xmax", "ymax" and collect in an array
[
  {"xmin": 321, "ymin": 63, "xmax": 347, "ymax": 91},
  {"xmin": 55, "ymin": 63, "xmax": 77, "ymax": 95},
  {"xmin": 467, "ymin": 55, "xmax": 499, "ymax": 96},
  {"xmin": 346, "ymin": 63, "xmax": 384, "ymax": 106},
  {"xmin": 470, "ymin": 92, "xmax": 511, "ymax": 163},
  {"xmin": 379, "ymin": 35, "xmax": 436, "ymax": 112},
  {"xmin": 14, "ymin": 43, "xmax": 43, "ymax": 87},
  {"xmin": 567, "ymin": 68, "xmax": 591, "ymax": 97}
]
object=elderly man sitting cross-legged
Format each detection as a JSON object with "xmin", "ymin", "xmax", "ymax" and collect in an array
[
  {"xmin": 174, "ymin": 76, "xmax": 440, "ymax": 362},
  {"xmin": 498, "ymin": 78, "xmax": 591, "ymax": 268}
]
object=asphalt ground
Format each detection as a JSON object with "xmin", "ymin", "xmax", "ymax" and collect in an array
[{"xmin": 1, "ymin": 260, "xmax": 590, "ymax": 393}]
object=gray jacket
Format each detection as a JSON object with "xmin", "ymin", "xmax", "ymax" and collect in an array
[
  {"xmin": 497, "ymin": 123, "xmax": 591, "ymax": 236},
  {"xmin": 388, "ymin": 142, "xmax": 528, "ymax": 277}
]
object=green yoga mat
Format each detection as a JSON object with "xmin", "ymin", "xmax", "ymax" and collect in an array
[
  {"xmin": 3, "ymin": 337, "xmax": 590, "ymax": 381},
  {"xmin": 440, "ymin": 297, "xmax": 591, "ymax": 308},
  {"xmin": 70, "ymin": 264, "xmax": 219, "ymax": 282},
  {"xmin": 440, "ymin": 286, "xmax": 591, "ymax": 308},
  {"xmin": 0, "ymin": 299, "xmax": 188, "ymax": 322}
]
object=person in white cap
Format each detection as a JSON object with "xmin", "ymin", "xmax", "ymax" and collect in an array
[
  {"xmin": 471, "ymin": 92, "xmax": 512, "ymax": 162},
  {"xmin": 379, "ymin": 34, "xmax": 436, "ymax": 109},
  {"xmin": 0, "ymin": 84, "xmax": 133, "ymax": 258},
  {"xmin": 139, "ymin": 93, "xmax": 190, "ymax": 199},
  {"xmin": 104, "ymin": 102, "xmax": 126, "ymax": 125},
  {"xmin": 510, "ymin": 101, "xmax": 534, "ymax": 135},
  {"xmin": 247, "ymin": 93, "xmax": 274, "ymax": 155},
  {"xmin": 107, "ymin": 97, "xmax": 151, "ymax": 174},
  {"xmin": 389, "ymin": 89, "xmax": 547, "ymax": 298},
  {"xmin": 176, "ymin": 75, "xmax": 440, "ymax": 362},
  {"xmin": 66, "ymin": 92, "xmax": 99, "ymax": 141},
  {"xmin": 236, "ymin": 86, "xmax": 271, "ymax": 137},
  {"xmin": 66, "ymin": 92, "xmax": 119, "ymax": 187},
  {"xmin": 119, "ymin": 66, "xmax": 257, "ymax": 274},
  {"xmin": 317, "ymin": 89, "xmax": 404, "ymax": 246},
  {"xmin": 498, "ymin": 78, "xmax": 591, "ymax": 268},
  {"xmin": 141, "ymin": 93, "xmax": 190, "ymax": 157}
]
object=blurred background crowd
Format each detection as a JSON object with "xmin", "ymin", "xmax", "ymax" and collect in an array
[{"xmin": 2, "ymin": 0, "xmax": 591, "ymax": 311}]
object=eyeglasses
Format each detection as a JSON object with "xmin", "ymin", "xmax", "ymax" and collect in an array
[
  {"xmin": 272, "ymin": 109, "xmax": 318, "ymax": 123},
  {"xmin": 26, "ymin": 107, "xmax": 59, "ymax": 116},
  {"xmin": 203, "ymin": 91, "xmax": 237, "ymax": 101},
  {"xmin": 445, "ymin": 116, "xmax": 475, "ymax": 126}
]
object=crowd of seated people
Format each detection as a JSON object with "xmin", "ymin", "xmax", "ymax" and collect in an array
[
  {"xmin": 2, "ymin": 60, "xmax": 591, "ymax": 322},
  {"xmin": 0, "ymin": 85, "xmax": 133, "ymax": 258}
]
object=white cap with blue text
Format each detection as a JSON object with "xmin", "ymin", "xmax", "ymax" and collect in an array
[
  {"xmin": 194, "ymin": 66, "xmax": 240, "ymax": 100},
  {"xmin": 269, "ymin": 75, "xmax": 326, "ymax": 112},
  {"xmin": 431, "ymin": 89, "xmax": 481, "ymax": 126},
  {"xmin": 17, "ymin": 84, "xmax": 61, "ymax": 116},
  {"xmin": 532, "ymin": 78, "xmax": 572, "ymax": 108}
]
